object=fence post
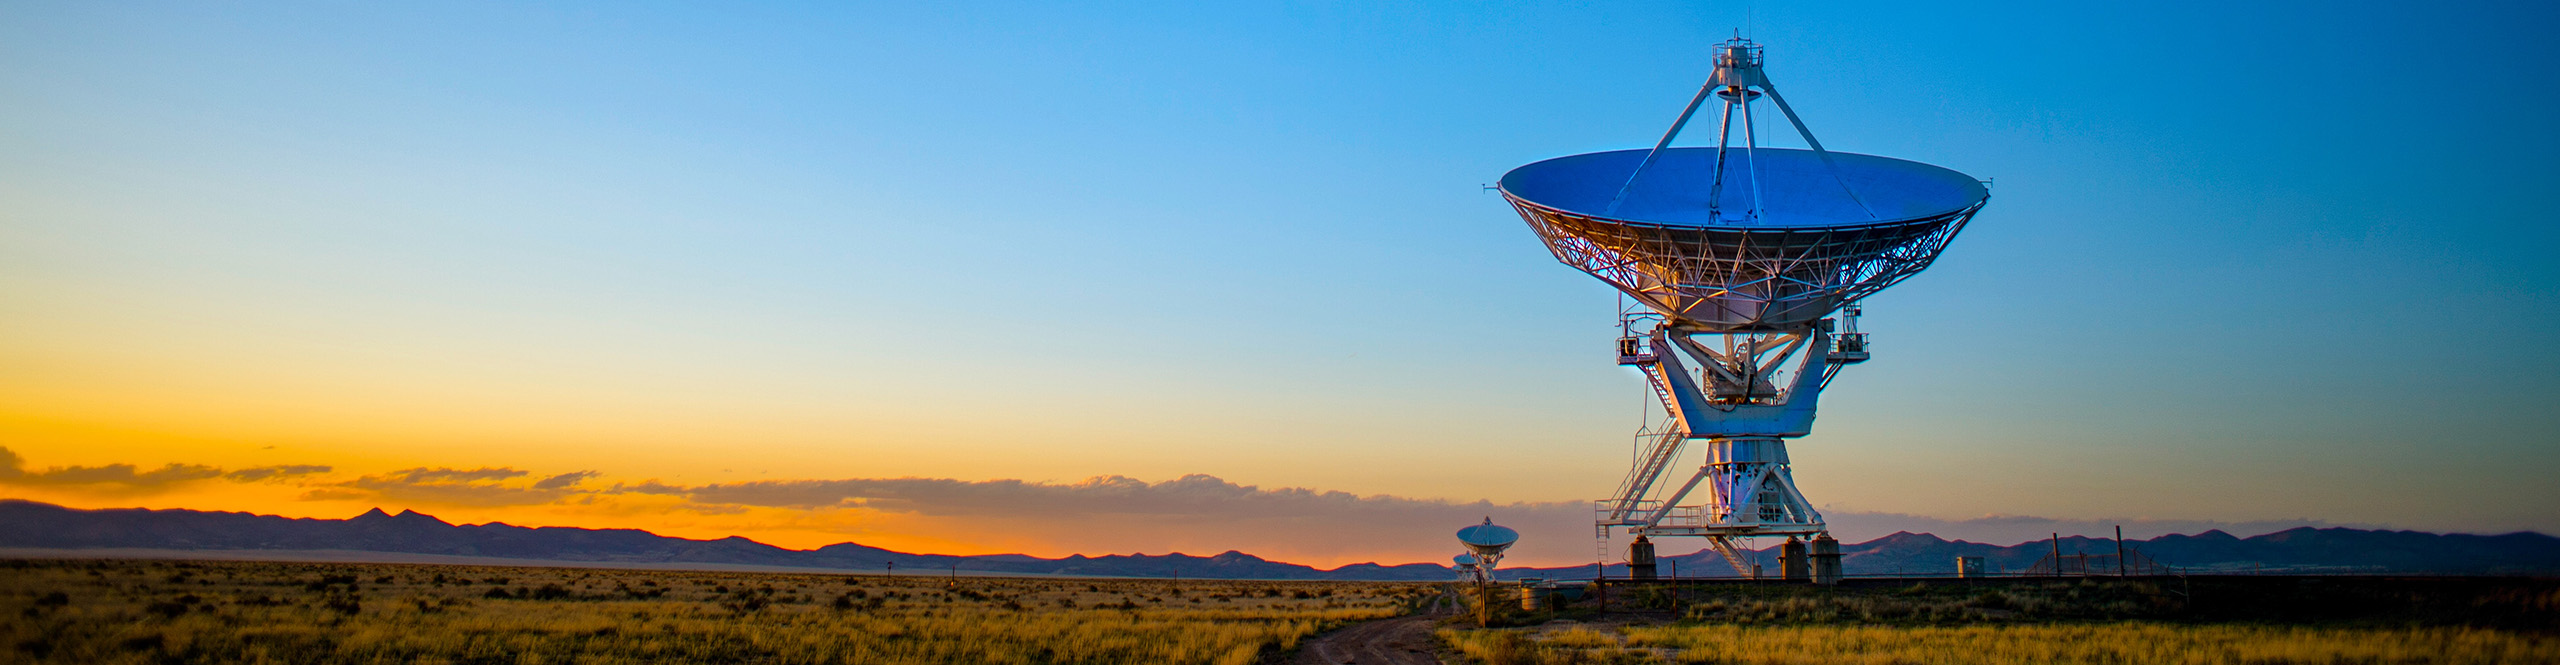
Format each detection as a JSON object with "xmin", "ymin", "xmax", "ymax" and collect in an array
[{"xmin": 2115, "ymin": 525, "xmax": 2127, "ymax": 577}]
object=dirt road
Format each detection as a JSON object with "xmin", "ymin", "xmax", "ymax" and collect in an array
[{"xmin": 1288, "ymin": 590, "xmax": 1458, "ymax": 665}]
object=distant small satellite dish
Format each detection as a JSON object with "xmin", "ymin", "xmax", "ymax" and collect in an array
[
  {"xmin": 1454, "ymin": 517, "xmax": 1517, "ymax": 584},
  {"xmin": 1453, "ymin": 553, "xmax": 1479, "ymax": 566},
  {"xmin": 1456, "ymin": 518, "xmax": 1519, "ymax": 552}
]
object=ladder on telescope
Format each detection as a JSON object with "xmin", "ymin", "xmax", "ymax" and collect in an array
[
  {"xmin": 1601, "ymin": 337, "xmax": 1688, "ymax": 530},
  {"xmin": 1602, "ymin": 422, "xmax": 1687, "ymax": 527}
]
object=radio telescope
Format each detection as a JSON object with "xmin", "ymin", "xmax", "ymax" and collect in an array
[
  {"xmin": 1496, "ymin": 38, "xmax": 1989, "ymax": 576},
  {"xmin": 1455, "ymin": 518, "xmax": 1518, "ymax": 584}
]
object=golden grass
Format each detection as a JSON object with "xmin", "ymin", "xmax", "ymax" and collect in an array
[
  {"xmin": 0, "ymin": 558, "xmax": 1429, "ymax": 665},
  {"xmin": 1440, "ymin": 622, "xmax": 2560, "ymax": 665}
]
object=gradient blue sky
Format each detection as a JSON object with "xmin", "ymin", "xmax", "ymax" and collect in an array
[{"xmin": 3, "ymin": 1, "xmax": 2555, "ymax": 566}]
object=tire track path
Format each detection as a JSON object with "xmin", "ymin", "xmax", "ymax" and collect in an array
[{"xmin": 1289, "ymin": 589, "xmax": 1458, "ymax": 665}]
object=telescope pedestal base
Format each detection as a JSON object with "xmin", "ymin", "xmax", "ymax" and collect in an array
[{"xmin": 1621, "ymin": 436, "xmax": 1829, "ymax": 577}]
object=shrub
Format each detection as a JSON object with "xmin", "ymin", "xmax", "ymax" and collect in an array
[{"xmin": 144, "ymin": 601, "xmax": 189, "ymax": 619}]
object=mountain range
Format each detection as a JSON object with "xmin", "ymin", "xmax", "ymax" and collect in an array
[{"xmin": 4, "ymin": 500, "xmax": 2553, "ymax": 580}]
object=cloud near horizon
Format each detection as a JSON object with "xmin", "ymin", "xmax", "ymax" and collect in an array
[
  {"xmin": 0, "ymin": 445, "xmax": 2365, "ymax": 565},
  {"xmin": 0, "ymin": 446, "xmax": 330, "ymax": 493},
  {"xmin": 303, "ymin": 467, "xmax": 603, "ymax": 508},
  {"xmin": 646, "ymin": 473, "xmax": 1521, "ymax": 520},
  {"xmin": 615, "ymin": 473, "xmax": 1593, "ymax": 563}
]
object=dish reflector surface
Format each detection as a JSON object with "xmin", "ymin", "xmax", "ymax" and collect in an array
[
  {"xmin": 1457, "ymin": 521, "xmax": 1519, "ymax": 550},
  {"xmin": 1500, "ymin": 148, "xmax": 1985, "ymax": 229},
  {"xmin": 1499, "ymin": 146, "xmax": 1989, "ymax": 330}
]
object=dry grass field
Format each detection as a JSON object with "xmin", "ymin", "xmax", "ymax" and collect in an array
[
  {"xmin": 0, "ymin": 558, "xmax": 1429, "ymax": 665},
  {"xmin": 15, "ymin": 558, "xmax": 2559, "ymax": 665},
  {"xmin": 1436, "ymin": 578, "xmax": 2560, "ymax": 665},
  {"xmin": 1441, "ymin": 622, "xmax": 2560, "ymax": 665}
]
